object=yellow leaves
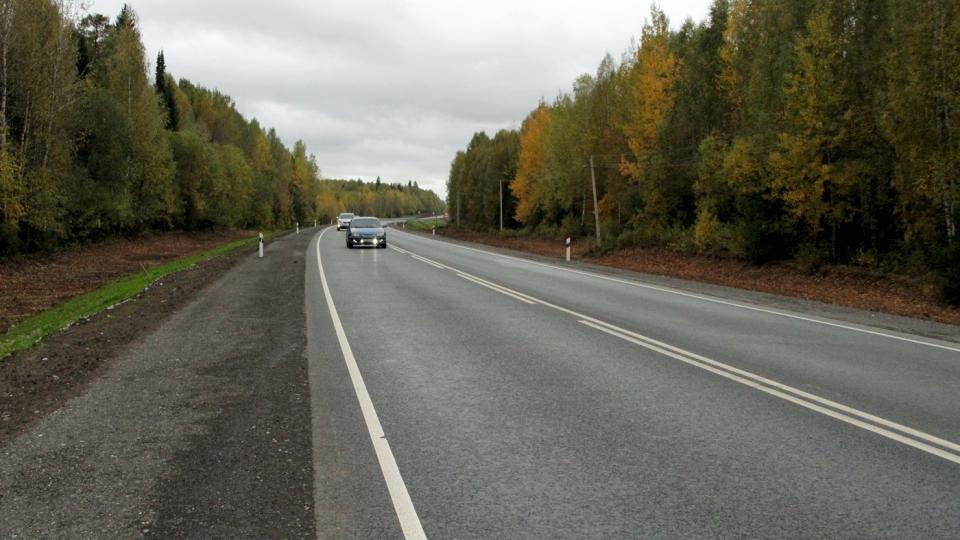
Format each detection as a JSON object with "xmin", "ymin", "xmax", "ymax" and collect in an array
[
  {"xmin": 511, "ymin": 105, "xmax": 551, "ymax": 223},
  {"xmin": 718, "ymin": 0, "xmax": 749, "ymax": 121},
  {"xmin": 693, "ymin": 207, "xmax": 738, "ymax": 256},
  {"xmin": 770, "ymin": 9, "xmax": 865, "ymax": 237},
  {"xmin": 619, "ymin": 9, "xmax": 679, "ymax": 196},
  {"xmin": 770, "ymin": 133, "xmax": 828, "ymax": 228},
  {"xmin": 250, "ymin": 130, "xmax": 272, "ymax": 175}
]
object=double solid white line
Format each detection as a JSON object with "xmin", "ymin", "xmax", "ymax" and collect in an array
[
  {"xmin": 579, "ymin": 319, "xmax": 960, "ymax": 465},
  {"xmin": 388, "ymin": 228, "xmax": 960, "ymax": 354},
  {"xmin": 396, "ymin": 246, "xmax": 539, "ymax": 306},
  {"xmin": 392, "ymin": 236, "xmax": 960, "ymax": 466},
  {"xmin": 457, "ymin": 273, "xmax": 537, "ymax": 305}
]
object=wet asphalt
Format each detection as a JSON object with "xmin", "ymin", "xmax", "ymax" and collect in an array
[
  {"xmin": 307, "ymin": 226, "xmax": 960, "ymax": 538},
  {"xmin": 2, "ymin": 225, "xmax": 960, "ymax": 538}
]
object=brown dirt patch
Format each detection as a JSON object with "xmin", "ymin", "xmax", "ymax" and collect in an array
[
  {"xmin": 0, "ymin": 244, "xmax": 254, "ymax": 445},
  {"xmin": 439, "ymin": 228, "xmax": 960, "ymax": 327},
  {"xmin": 439, "ymin": 228, "xmax": 592, "ymax": 259},
  {"xmin": 0, "ymin": 231, "xmax": 251, "ymax": 334}
]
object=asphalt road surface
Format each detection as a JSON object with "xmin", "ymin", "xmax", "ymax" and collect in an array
[
  {"xmin": 3, "ymin": 225, "xmax": 960, "ymax": 538},
  {"xmin": 307, "ymin": 226, "xmax": 960, "ymax": 538}
]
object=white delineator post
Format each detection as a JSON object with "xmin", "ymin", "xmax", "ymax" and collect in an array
[
  {"xmin": 432, "ymin": 226, "xmax": 435, "ymax": 236},
  {"xmin": 258, "ymin": 232, "xmax": 264, "ymax": 258},
  {"xmin": 565, "ymin": 237, "xmax": 571, "ymax": 262},
  {"xmin": 296, "ymin": 222, "xmax": 300, "ymax": 234}
]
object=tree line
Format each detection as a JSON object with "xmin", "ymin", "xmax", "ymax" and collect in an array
[
  {"xmin": 447, "ymin": 0, "xmax": 960, "ymax": 303},
  {"xmin": 317, "ymin": 177, "xmax": 444, "ymax": 222},
  {"xmin": 0, "ymin": 1, "xmax": 442, "ymax": 256}
]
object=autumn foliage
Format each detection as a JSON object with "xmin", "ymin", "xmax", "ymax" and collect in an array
[
  {"xmin": 0, "ymin": 2, "xmax": 442, "ymax": 256},
  {"xmin": 447, "ymin": 0, "xmax": 960, "ymax": 304},
  {"xmin": 511, "ymin": 105, "xmax": 551, "ymax": 224}
]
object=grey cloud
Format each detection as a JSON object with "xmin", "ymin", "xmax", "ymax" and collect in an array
[{"xmin": 92, "ymin": 0, "xmax": 711, "ymax": 197}]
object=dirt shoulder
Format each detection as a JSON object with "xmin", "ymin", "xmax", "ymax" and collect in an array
[
  {"xmin": 0, "ymin": 231, "xmax": 252, "ymax": 335},
  {"xmin": 438, "ymin": 228, "xmax": 960, "ymax": 327},
  {"xmin": 0, "ymin": 242, "xmax": 255, "ymax": 445}
]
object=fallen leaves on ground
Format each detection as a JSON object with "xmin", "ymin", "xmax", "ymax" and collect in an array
[{"xmin": 440, "ymin": 228, "xmax": 960, "ymax": 326}]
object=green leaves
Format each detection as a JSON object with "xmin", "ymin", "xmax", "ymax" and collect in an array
[{"xmin": 2, "ymin": 1, "xmax": 398, "ymax": 255}]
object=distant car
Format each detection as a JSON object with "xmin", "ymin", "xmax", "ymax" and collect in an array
[
  {"xmin": 336, "ymin": 212, "xmax": 355, "ymax": 231},
  {"xmin": 346, "ymin": 217, "xmax": 387, "ymax": 249}
]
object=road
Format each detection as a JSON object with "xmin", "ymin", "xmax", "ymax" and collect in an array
[
  {"xmin": 3, "ymin": 225, "xmax": 960, "ymax": 537},
  {"xmin": 307, "ymin": 225, "xmax": 960, "ymax": 538}
]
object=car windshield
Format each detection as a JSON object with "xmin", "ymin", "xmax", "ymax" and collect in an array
[
  {"xmin": 350, "ymin": 218, "xmax": 381, "ymax": 229},
  {"xmin": 338, "ymin": 213, "xmax": 354, "ymax": 219}
]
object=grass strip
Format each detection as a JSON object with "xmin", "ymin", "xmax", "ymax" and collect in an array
[
  {"xmin": 0, "ymin": 234, "xmax": 264, "ymax": 359},
  {"xmin": 403, "ymin": 217, "xmax": 447, "ymax": 232}
]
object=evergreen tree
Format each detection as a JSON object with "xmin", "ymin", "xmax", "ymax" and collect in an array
[{"xmin": 154, "ymin": 50, "xmax": 176, "ymax": 129}]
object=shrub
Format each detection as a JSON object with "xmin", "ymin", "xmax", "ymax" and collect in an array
[{"xmin": 937, "ymin": 243, "xmax": 960, "ymax": 306}]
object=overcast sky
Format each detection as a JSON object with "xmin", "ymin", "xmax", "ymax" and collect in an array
[{"xmin": 87, "ymin": 0, "xmax": 713, "ymax": 198}]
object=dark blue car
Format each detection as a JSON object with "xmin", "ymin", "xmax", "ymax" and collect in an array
[{"xmin": 345, "ymin": 217, "xmax": 387, "ymax": 249}]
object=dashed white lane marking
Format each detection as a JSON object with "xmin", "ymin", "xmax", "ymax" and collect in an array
[{"xmin": 315, "ymin": 228, "xmax": 427, "ymax": 539}]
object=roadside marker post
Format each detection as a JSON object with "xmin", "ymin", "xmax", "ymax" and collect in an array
[
  {"xmin": 566, "ymin": 237, "xmax": 572, "ymax": 262},
  {"xmin": 296, "ymin": 222, "xmax": 300, "ymax": 234},
  {"xmin": 432, "ymin": 226, "xmax": 436, "ymax": 236},
  {"xmin": 258, "ymin": 232, "xmax": 264, "ymax": 258}
]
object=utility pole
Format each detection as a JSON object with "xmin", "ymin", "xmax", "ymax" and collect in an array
[{"xmin": 590, "ymin": 155, "xmax": 601, "ymax": 247}]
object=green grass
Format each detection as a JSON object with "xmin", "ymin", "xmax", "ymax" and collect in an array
[
  {"xmin": 0, "ymin": 234, "xmax": 264, "ymax": 360},
  {"xmin": 403, "ymin": 216, "xmax": 447, "ymax": 232}
]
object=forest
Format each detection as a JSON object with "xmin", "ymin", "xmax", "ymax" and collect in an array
[
  {"xmin": 0, "ymin": 1, "xmax": 442, "ymax": 256},
  {"xmin": 447, "ymin": 0, "xmax": 960, "ymax": 304}
]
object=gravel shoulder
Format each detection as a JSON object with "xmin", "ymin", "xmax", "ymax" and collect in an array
[
  {"xmin": 0, "ymin": 229, "xmax": 316, "ymax": 538},
  {"xmin": 1, "ymin": 244, "xmax": 252, "ymax": 444}
]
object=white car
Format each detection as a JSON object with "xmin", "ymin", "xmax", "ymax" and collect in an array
[{"xmin": 336, "ymin": 212, "xmax": 355, "ymax": 231}]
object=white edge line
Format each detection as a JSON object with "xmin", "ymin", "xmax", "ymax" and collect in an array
[
  {"xmin": 315, "ymin": 229, "xmax": 427, "ymax": 539},
  {"xmin": 579, "ymin": 320, "xmax": 960, "ymax": 465},
  {"xmin": 389, "ymin": 229, "xmax": 960, "ymax": 353},
  {"xmin": 457, "ymin": 273, "xmax": 536, "ymax": 305}
]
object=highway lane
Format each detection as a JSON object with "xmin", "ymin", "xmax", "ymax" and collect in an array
[
  {"xmin": 387, "ymin": 228, "xmax": 960, "ymax": 447},
  {"xmin": 306, "ymin": 226, "xmax": 960, "ymax": 537}
]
